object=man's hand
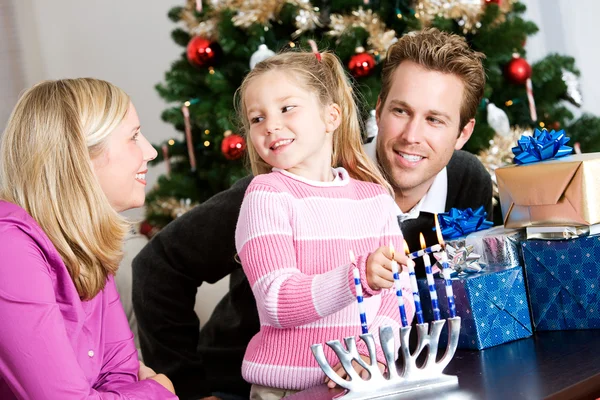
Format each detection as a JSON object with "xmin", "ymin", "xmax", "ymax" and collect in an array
[
  {"xmin": 365, "ymin": 246, "xmax": 408, "ymax": 291},
  {"xmin": 324, "ymin": 355, "xmax": 386, "ymax": 388}
]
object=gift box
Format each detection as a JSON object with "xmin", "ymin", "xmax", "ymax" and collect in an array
[
  {"xmin": 521, "ymin": 236, "xmax": 600, "ymax": 331},
  {"xmin": 444, "ymin": 226, "xmax": 525, "ymax": 268},
  {"xmin": 417, "ymin": 265, "xmax": 533, "ymax": 350},
  {"xmin": 496, "ymin": 153, "xmax": 600, "ymax": 229}
]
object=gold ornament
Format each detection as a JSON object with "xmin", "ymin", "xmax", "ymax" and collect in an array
[
  {"xmin": 477, "ymin": 126, "xmax": 532, "ymax": 203},
  {"xmin": 328, "ymin": 8, "xmax": 397, "ymax": 59}
]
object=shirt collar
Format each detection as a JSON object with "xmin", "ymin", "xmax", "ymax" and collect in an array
[
  {"xmin": 364, "ymin": 134, "xmax": 448, "ymax": 220},
  {"xmin": 395, "ymin": 167, "xmax": 447, "ymax": 221}
]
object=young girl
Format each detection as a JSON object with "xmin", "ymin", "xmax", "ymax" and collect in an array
[{"xmin": 234, "ymin": 48, "xmax": 415, "ymax": 399}]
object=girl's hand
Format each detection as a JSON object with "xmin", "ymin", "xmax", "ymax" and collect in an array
[
  {"xmin": 324, "ymin": 355, "xmax": 386, "ymax": 388},
  {"xmin": 365, "ymin": 246, "xmax": 408, "ymax": 291}
]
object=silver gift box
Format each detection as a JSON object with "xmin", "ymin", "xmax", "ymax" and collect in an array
[{"xmin": 445, "ymin": 226, "xmax": 525, "ymax": 268}]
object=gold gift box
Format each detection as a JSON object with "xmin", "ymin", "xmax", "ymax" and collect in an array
[{"xmin": 496, "ymin": 153, "xmax": 600, "ymax": 229}]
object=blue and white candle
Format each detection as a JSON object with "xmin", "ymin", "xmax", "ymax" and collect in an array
[
  {"xmin": 389, "ymin": 242, "xmax": 408, "ymax": 327},
  {"xmin": 407, "ymin": 244, "xmax": 443, "ymax": 260},
  {"xmin": 439, "ymin": 250, "xmax": 457, "ymax": 318},
  {"xmin": 350, "ymin": 250, "xmax": 368, "ymax": 334},
  {"xmin": 420, "ymin": 234, "xmax": 441, "ymax": 321},
  {"xmin": 404, "ymin": 240, "xmax": 424, "ymax": 324},
  {"xmin": 435, "ymin": 214, "xmax": 457, "ymax": 318}
]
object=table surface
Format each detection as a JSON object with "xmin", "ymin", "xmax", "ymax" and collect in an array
[{"xmin": 287, "ymin": 330, "xmax": 600, "ymax": 400}]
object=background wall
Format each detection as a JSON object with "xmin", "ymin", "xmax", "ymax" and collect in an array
[{"xmin": 3, "ymin": 0, "xmax": 599, "ymax": 322}]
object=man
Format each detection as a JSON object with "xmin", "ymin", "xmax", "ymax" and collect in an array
[{"xmin": 132, "ymin": 28, "xmax": 492, "ymax": 400}]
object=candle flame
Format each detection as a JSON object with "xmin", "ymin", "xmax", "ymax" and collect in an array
[
  {"xmin": 434, "ymin": 213, "xmax": 445, "ymax": 248},
  {"xmin": 403, "ymin": 240, "xmax": 409, "ymax": 255},
  {"xmin": 419, "ymin": 232, "xmax": 426, "ymax": 250},
  {"xmin": 389, "ymin": 241, "xmax": 395, "ymax": 258},
  {"xmin": 349, "ymin": 249, "xmax": 356, "ymax": 264}
]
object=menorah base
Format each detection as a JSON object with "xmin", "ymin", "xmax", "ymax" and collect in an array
[
  {"xmin": 310, "ymin": 318, "xmax": 462, "ymax": 400},
  {"xmin": 332, "ymin": 373, "xmax": 458, "ymax": 400}
]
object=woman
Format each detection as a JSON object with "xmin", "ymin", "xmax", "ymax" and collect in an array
[{"xmin": 0, "ymin": 78, "xmax": 178, "ymax": 399}]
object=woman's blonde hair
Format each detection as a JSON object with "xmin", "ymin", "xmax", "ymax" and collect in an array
[
  {"xmin": 235, "ymin": 50, "xmax": 391, "ymax": 193},
  {"xmin": 0, "ymin": 78, "xmax": 131, "ymax": 299}
]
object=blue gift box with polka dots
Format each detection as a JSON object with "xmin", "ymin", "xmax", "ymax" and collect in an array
[
  {"xmin": 417, "ymin": 265, "xmax": 533, "ymax": 350},
  {"xmin": 522, "ymin": 237, "xmax": 600, "ymax": 331}
]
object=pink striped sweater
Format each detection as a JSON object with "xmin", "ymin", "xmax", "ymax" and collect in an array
[{"xmin": 235, "ymin": 168, "xmax": 415, "ymax": 390}]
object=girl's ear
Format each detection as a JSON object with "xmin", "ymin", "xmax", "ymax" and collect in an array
[{"xmin": 325, "ymin": 103, "xmax": 342, "ymax": 133}]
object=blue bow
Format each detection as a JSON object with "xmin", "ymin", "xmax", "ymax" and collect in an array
[
  {"xmin": 512, "ymin": 129, "xmax": 572, "ymax": 165},
  {"xmin": 436, "ymin": 207, "xmax": 493, "ymax": 240}
]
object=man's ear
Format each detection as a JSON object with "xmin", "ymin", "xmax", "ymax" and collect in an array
[
  {"xmin": 325, "ymin": 103, "xmax": 342, "ymax": 133},
  {"xmin": 455, "ymin": 118, "xmax": 475, "ymax": 150},
  {"xmin": 375, "ymin": 97, "xmax": 382, "ymax": 125}
]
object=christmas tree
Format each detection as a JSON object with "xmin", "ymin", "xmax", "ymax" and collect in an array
[{"xmin": 143, "ymin": 0, "xmax": 600, "ymax": 232}]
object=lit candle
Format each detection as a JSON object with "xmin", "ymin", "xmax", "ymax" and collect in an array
[
  {"xmin": 435, "ymin": 214, "xmax": 457, "ymax": 318},
  {"xmin": 350, "ymin": 250, "xmax": 368, "ymax": 334},
  {"xmin": 421, "ymin": 233, "xmax": 441, "ymax": 321},
  {"xmin": 404, "ymin": 240, "xmax": 424, "ymax": 324},
  {"xmin": 389, "ymin": 242, "xmax": 408, "ymax": 327}
]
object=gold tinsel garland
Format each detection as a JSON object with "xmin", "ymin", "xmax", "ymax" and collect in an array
[
  {"xmin": 146, "ymin": 197, "xmax": 198, "ymax": 220},
  {"xmin": 182, "ymin": 0, "xmax": 320, "ymax": 40},
  {"xmin": 328, "ymin": 8, "xmax": 397, "ymax": 59},
  {"xmin": 477, "ymin": 126, "xmax": 532, "ymax": 203},
  {"xmin": 415, "ymin": 0, "xmax": 515, "ymax": 33}
]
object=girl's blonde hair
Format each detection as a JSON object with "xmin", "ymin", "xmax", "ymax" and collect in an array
[
  {"xmin": 0, "ymin": 78, "xmax": 131, "ymax": 300},
  {"xmin": 235, "ymin": 50, "xmax": 391, "ymax": 193}
]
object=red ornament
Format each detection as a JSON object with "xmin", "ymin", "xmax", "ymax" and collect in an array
[
  {"xmin": 139, "ymin": 220, "xmax": 157, "ymax": 239},
  {"xmin": 221, "ymin": 131, "xmax": 246, "ymax": 160},
  {"xmin": 484, "ymin": 0, "xmax": 501, "ymax": 4},
  {"xmin": 187, "ymin": 37, "xmax": 221, "ymax": 68},
  {"xmin": 505, "ymin": 55, "xmax": 531, "ymax": 85},
  {"xmin": 348, "ymin": 53, "xmax": 376, "ymax": 78}
]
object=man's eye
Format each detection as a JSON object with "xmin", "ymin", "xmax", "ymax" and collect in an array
[
  {"xmin": 393, "ymin": 108, "xmax": 406, "ymax": 114},
  {"xmin": 428, "ymin": 117, "xmax": 442, "ymax": 124}
]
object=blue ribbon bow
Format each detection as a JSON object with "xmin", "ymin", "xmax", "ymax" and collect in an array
[
  {"xmin": 436, "ymin": 206, "xmax": 493, "ymax": 240},
  {"xmin": 512, "ymin": 129, "xmax": 572, "ymax": 165}
]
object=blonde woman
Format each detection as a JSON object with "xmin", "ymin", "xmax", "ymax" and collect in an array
[{"xmin": 0, "ymin": 78, "xmax": 177, "ymax": 399}]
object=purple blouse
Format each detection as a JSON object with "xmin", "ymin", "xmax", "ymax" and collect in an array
[{"xmin": 0, "ymin": 201, "xmax": 178, "ymax": 399}]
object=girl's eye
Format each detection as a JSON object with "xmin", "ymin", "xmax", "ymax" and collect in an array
[
  {"xmin": 250, "ymin": 116, "xmax": 264, "ymax": 124},
  {"xmin": 282, "ymin": 106, "xmax": 295, "ymax": 113},
  {"xmin": 132, "ymin": 132, "xmax": 140, "ymax": 141}
]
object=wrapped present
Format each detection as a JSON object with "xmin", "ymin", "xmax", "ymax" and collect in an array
[
  {"xmin": 441, "ymin": 226, "xmax": 525, "ymax": 268},
  {"xmin": 417, "ymin": 265, "xmax": 533, "ymax": 350},
  {"xmin": 496, "ymin": 153, "xmax": 600, "ymax": 229},
  {"xmin": 521, "ymin": 236, "xmax": 600, "ymax": 331},
  {"xmin": 526, "ymin": 224, "xmax": 600, "ymax": 240}
]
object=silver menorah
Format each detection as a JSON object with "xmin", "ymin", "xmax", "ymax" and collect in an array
[{"xmin": 310, "ymin": 317, "xmax": 461, "ymax": 399}]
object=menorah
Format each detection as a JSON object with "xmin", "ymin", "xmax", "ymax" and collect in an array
[{"xmin": 310, "ymin": 316, "xmax": 461, "ymax": 399}]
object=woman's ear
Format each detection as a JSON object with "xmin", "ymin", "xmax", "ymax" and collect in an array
[{"xmin": 325, "ymin": 103, "xmax": 342, "ymax": 133}]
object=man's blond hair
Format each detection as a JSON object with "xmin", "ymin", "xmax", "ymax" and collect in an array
[{"xmin": 380, "ymin": 28, "xmax": 486, "ymax": 130}]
